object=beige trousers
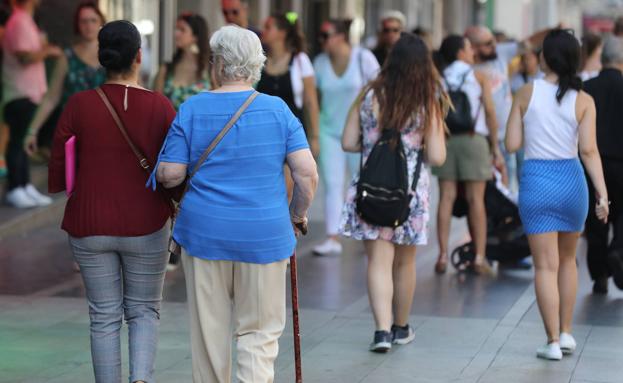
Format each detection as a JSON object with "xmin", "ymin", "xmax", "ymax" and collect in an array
[{"xmin": 182, "ymin": 250, "xmax": 288, "ymax": 383}]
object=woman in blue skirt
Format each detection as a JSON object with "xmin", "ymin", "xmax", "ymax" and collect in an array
[{"xmin": 506, "ymin": 29, "xmax": 609, "ymax": 361}]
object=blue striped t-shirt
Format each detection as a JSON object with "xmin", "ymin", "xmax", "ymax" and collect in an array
[{"xmin": 149, "ymin": 90, "xmax": 309, "ymax": 264}]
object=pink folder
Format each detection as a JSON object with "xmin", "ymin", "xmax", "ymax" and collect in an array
[{"xmin": 65, "ymin": 136, "xmax": 76, "ymax": 196}]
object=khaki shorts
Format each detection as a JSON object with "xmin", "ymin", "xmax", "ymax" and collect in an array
[{"xmin": 432, "ymin": 134, "xmax": 492, "ymax": 181}]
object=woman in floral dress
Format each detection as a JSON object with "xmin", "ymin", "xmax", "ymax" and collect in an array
[
  {"xmin": 341, "ymin": 33, "xmax": 448, "ymax": 353},
  {"xmin": 154, "ymin": 12, "xmax": 211, "ymax": 110}
]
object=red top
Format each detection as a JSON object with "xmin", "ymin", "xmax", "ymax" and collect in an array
[{"xmin": 49, "ymin": 84, "xmax": 176, "ymax": 237}]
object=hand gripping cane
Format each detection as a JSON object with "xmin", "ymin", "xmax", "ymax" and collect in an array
[{"xmin": 291, "ymin": 222, "xmax": 307, "ymax": 383}]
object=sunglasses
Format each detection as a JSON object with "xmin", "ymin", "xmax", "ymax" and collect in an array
[
  {"xmin": 222, "ymin": 9, "xmax": 239, "ymax": 17},
  {"xmin": 382, "ymin": 27, "xmax": 401, "ymax": 34},
  {"xmin": 479, "ymin": 40, "xmax": 495, "ymax": 47},
  {"xmin": 318, "ymin": 31, "xmax": 335, "ymax": 42}
]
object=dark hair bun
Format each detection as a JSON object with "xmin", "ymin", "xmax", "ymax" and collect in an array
[
  {"xmin": 98, "ymin": 48, "xmax": 123, "ymax": 70},
  {"xmin": 98, "ymin": 20, "xmax": 141, "ymax": 73}
]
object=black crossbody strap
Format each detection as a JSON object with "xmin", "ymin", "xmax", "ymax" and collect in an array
[{"xmin": 410, "ymin": 148, "xmax": 425, "ymax": 192}]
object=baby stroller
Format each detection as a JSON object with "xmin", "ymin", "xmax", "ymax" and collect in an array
[{"xmin": 450, "ymin": 171, "xmax": 531, "ymax": 271}]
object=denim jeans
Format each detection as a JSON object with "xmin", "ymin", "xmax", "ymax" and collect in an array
[{"xmin": 69, "ymin": 226, "xmax": 169, "ymax": 383}]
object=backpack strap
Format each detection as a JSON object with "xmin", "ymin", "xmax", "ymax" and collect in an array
[
  {"xmin": 410, "ymin": 148, "xmax": 425, "ymax": 192},
  {"xmin": 453, "ymin": 70, "xmax": 471, "ymax": 92}
]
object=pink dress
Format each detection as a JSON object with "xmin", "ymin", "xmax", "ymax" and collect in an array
[{"xmin": 339, "ymin": 90, "xmax": 430, "ymax": 245}]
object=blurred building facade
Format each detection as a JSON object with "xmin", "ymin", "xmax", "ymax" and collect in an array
[{"xmin": 33, "ymin": 0, "xmax": 615, "ymax": 82}]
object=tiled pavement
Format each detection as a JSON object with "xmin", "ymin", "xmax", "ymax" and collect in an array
[
  {"xmin": 2, "ymin": 236, "xmax": 623, "ymax": 383},
  {"xmin": 1, "ymin": 179, "xmax": 623, "ymax": 382}
]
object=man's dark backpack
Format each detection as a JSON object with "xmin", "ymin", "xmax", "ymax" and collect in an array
[
  {"xmin": 445, "ymin": 72, "xmax": 480, "ymax": 134},
  {"xmin": 356, "ymin": 128, "xmax": 424, "ymax": 228}
]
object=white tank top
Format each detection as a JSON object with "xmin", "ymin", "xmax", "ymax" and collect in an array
[{"xmin": 523, "ymin": 79, "xmax": 579, "ymax": 160}]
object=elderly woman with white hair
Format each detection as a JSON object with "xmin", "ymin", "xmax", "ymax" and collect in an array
[{"xmin": 151, "ymin": 25, "xmax": 318, "ymax": 382}]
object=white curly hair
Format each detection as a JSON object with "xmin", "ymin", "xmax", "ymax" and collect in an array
[{"xmin": 210, "ymin": 25, "xmax": 266, "ymax": 84}]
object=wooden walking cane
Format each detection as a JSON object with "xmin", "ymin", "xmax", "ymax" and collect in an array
[
  {"xmin": 291, "ymin": 222, "xmax": 307, "ymax": 383},
  {"xmin": 290, "ymin": 252, "xmax": 302, "ymax": 383}
]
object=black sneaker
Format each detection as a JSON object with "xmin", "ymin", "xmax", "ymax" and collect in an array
[
  {"xmin": 592, "ymin": 277, "xmax": 609, "ymax": 295},
  {"xmin": 608, "ymin": 249, "xmax": 623, "ymax": 290},
  {"xmin": 369, "ymin": 330, "xmax": 392, "ymax": 353},
  {"xmin": 391, "ymin": 324, "xmax": 415, "ymax": 345}
]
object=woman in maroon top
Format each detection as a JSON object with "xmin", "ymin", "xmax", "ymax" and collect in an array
[{"xmin": 48, "ymin": 21, "xmax": 174, "ymax": 383}]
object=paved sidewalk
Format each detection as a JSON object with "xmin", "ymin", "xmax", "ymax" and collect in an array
[
  {"xmin": 2, "ymin": 180, "xmax": 623, "ymax": 382},
  {"xmin": 1, "ymin": 244, "xmax": 622, "ymax": 383}
]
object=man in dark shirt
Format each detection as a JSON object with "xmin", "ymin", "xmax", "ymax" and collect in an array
[
  {"xmin": 583, "ymin": 35, "xmax": 623, "ymax": 294},
  {"xmin": 221, "ymin": 0, "xmax": 261, "ymax": 37},
  {"xmin": 372, "ymin": 10, "xmax": 405, "ymax": 66}
]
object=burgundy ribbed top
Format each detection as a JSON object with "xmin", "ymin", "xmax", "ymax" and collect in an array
[{"xmin": 48, "ymin": 84, "xmax": 176, "ymax": 237}]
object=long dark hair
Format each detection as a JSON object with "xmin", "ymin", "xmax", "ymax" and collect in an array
[
  {"xmin": 271, "ymin": 12, "xmax": 306, "ymax": 55},
  {"xmin": 433, "ymin": 34, "xmax": 466, "ymax": 73},
  {"xmin": 542, "ymin": 29, "xmax": 582, "ymax": 103},
  {"xmin": 368, "ymin": 33, "xmax": 448, "ymax": 138},
  {"xmin": 167, "ymin": 12, "xmax": 209, "ymax": 80}
]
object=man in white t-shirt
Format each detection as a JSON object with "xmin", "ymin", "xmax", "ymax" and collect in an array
[{"xmin": 465, "ymin": 26, "xmax": 550, "ymax": 187}]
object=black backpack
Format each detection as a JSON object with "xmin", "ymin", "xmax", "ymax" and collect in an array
[
  {"xmin": 356, "ymin": 129, "xmax": 424, "ymax": 228},
  {"xmin": 445, "ymin": 72, "xmax": 480, "ymax": 134}
]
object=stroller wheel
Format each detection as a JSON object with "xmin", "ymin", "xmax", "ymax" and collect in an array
[{"xmin": 451, "ymin": 242, "xmax": 476, "ymax": 271}]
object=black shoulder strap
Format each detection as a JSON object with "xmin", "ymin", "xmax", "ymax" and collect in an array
[{"xmin": 410, "ymin": 148, "xmax": 425, "ymax": 192}]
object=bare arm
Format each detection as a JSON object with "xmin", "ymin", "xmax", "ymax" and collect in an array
[
  {"xmin": 15, "ymin": 45, "xmax": 62, "ymax": 66},
  {"xmin": 425, "ymin": 113, "xmax": 447, "ymax": 167},
  {"xmin": 287, "ymin": 149, "xmax": 318, "ymax": 221},
  {"xmin": 341, "ymin": 99, "xmax": 362, "ymax": 152},
  {"xmin": 156, "ymin": 162, "xmax": 187, "ymax": 189},
  {"xmin": 577, "ymin": 92, "xmax": 609, "ymax": 221},
  {"xmin": 475, "ymin": 71, "xmax": 499, "ymax": 148},
  {"xmin": 526, "ymin": 27, "xmax": 553, "ymax": 48},
  {"xmin": 153, "ymin": 65, "xmax": 167, "ymax": 93},
  {"xmin": 505, "ymin": 83, "xmax": 532, "ymax": 153},
  {"xmin": 25, "ymin": 55, "xmax": 68, "ymax": 154},
  {"xmin": 476, "ymin": 71, "xmax": 505, "ymax": 170},
  {"xmin": 302, "ymin": 76, "xmax": 320, "ymax": 157}
]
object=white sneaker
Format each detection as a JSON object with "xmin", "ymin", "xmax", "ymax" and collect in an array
[
  {"xmin": 6, "ymin": 187, "xmax": 37, "ymax": 208},
  {"xmin": 536, "ymin": 342, "xmax": 563, "ymax": 361},
  {"xmin": 313, "ymin": 238, "xmax": 342, "ymax": 255},
  {"xmin": 560, "ymin": 333, "xmax": 576, "ymax": 355},
  {"xmin": 24, "ymin": 184, "xmax": 52, "ymax": 206}
]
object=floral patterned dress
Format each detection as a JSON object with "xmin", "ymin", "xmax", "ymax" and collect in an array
[
  {"xmin": 339, "ymin": 90, "xmax": 430, "ymax": 245},
  {"xmin": 61, "ymin": 48, "xmax": 107, "ymax": 106},
  {"xmin": 163, "ymin": 74, "xmax": 211, "ymax": 110}
]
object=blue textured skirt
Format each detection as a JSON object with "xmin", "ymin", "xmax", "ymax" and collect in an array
[{"xmin": 518, "ymin": 158, "xmax": 588, "ymax": 235}]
